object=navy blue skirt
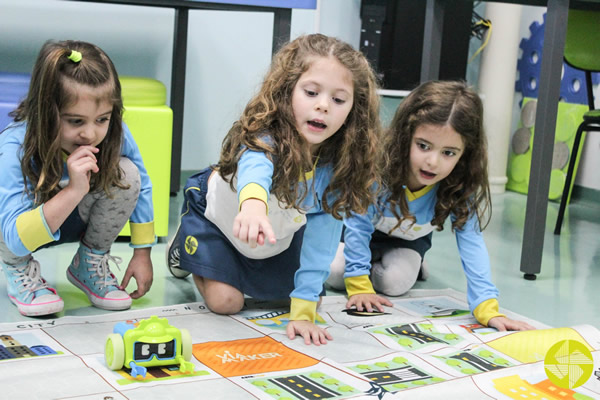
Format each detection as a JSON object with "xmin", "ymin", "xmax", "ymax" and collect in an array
[
  {"xmin": 179, "ymin": 167, "xmax": 309, "ymax": 301},
  {"xmin": 370, "ymin": 229, "xmax": 432, "ymax": 260}
]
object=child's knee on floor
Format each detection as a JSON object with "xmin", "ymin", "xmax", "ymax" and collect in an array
[
  {"xmin": 371, "ymin": 248, "xmax": 422, "ymax": 296},
  {"xmin": 193, "ymin": 275, "xmax": 245, "ymax": 315}
]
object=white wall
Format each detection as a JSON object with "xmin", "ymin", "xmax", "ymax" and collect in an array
[
  {"xmin": 0, "ymin": 0, "xmax": 174, "ymax": 95},
  {"xmin": 2, "ymin": 0, "xmax": 595, "ymax": 191},
  {"xmin": 182, "ymin": 0, "xmax": 361, "ymax": 170},
  {"xmin": 0, "ymin": 0, "xmax": 360, "ymax": 173},
  {"xmin": 182, "ymin": 10, "xmax": 274, "ymax": 169}
]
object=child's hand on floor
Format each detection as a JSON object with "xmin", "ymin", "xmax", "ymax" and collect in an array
[
  {"xmin": 121, "ymin": 247, "xmax": 153, "ymax": 299},
  {"xmin": 347, "ymin": 293, "xmax": 393, "ymax": 313},
  {"xmin": 287, "ymin": 320, "xmax": 332, "ymax": 346},
  {"xmin": 488, "ymin": 316, "xmax": 536, "ymax": 331},
  {"xmin": 233, "ymin": 198, "xmax": 276, "ymax": 248}
]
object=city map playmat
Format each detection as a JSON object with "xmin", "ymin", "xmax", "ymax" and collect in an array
[{"xmin": 1, "ymin": 289, "xmax": 599, "ymax": 399}]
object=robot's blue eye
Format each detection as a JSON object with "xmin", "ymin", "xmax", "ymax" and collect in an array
[{"xmin": 134, "ymin": 340, "xmax": 176, "ymax": 361}]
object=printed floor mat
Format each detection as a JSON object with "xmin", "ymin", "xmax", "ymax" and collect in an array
[{"xmin": 1, "ymin": 289, "xmax": 599, "ymax": 399}]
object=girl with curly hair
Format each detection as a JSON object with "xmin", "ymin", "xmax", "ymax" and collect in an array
[
  {"xmin": 327, "ymin": 80, "xmax": 535, "ymax": 332},
  {"xmin": 167, "ymin": 33, "xmax": 381, "ymax": 344}
]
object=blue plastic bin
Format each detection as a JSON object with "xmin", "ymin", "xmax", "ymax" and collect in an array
[{"xmin": 0, "ymin": 72, "xmax": 31, "ymax": 131}]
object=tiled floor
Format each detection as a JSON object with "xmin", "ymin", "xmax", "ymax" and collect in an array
[{"xmin": 1, "ymin": 180, "xmax": 598, "ymax": 330}]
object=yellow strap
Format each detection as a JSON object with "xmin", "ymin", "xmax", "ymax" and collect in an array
[
  {"xmin": 16, "ymin": 205, "xmax": 54, "ymax": 252},
  {"xmin": 130, "ymin": 221, "xmax": 155, "ymax": 245},
  {"xmin": 290, "ymin": 297, "xmax": 317, "ymax": 322},
  {"xmin": 473, "ymin": 298, "xmax": 506, "ymax": 326},
  {"xmin": 238, "ymin": 183, "xmax": 269, "ymax": 213},
  {"xmin": 345, "ymin": 275, "xmax": 375, "ymax": 297}
]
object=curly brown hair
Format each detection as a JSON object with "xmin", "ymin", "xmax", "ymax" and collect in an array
[
  {"xmin": 381, "ymin": 80, "xmax": 491, "ymax": 232},
  {"xmin": 217, "ymin": 33, "xmax": 381, "ymax": 220},
  {"xmin": 10, "ymin": 39, "xmax": 125, "ymax": 205}
]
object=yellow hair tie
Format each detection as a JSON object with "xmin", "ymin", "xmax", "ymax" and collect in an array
[{"xmin": 67, "ymin": 50, "xmax": 82, "ymax": 63}]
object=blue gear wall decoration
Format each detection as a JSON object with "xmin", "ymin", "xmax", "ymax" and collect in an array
[{"xmin": 515, "ymin": 13, "xmax": 599, "ymax": 105}]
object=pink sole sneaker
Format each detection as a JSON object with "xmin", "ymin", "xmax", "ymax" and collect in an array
[
  {"xmin": 67, "ymin": 268, "xmax": 132, "ymax": 311},
  {"xmin": 9, "ymin": 292, "xmax": 64, "ymax": 316}
]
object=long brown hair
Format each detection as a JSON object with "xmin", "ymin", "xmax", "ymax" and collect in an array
[
  {"xmin": 11, "ymin": 39, "xmax": 125, "ymax": 205},
  {"xmin": 217, "ymin": 33, "xmax": 381, "ymax": 219},
  {"xmin": 382, "ymin": 80, "xmax": 490, "ymax": 232}
]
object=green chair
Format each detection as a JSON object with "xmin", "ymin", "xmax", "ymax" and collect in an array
[{"xmin": 554, "ymin": 9, "xmax": 600, "ymax": 234}]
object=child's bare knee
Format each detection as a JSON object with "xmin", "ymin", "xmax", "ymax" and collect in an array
[
  {"xmin": 206, "ymin": 296, "xmax": 244, "ymax": 315},
  {"xmin": 196, "ymin": 277, "xmax": 244, "ymax": 315}
]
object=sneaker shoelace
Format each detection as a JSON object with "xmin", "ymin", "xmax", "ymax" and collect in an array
[
  {"xmin": 169, "ymin": 246, "xmax": 180, "ymax": 268},
  {"xmin": 8, "ymin": 259, "xmax": 49, "ymax": 302},
  {"xmin": 86, "ymin": 252, "xmax": 123, "ymax": 289}
]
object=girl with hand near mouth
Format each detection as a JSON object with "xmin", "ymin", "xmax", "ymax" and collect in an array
[
  {"xmin": 167, "ymin": 34, "xmax": 381, "ymax": 345},
  {"xmin": 0, "ymin": 40, "xmax": 155, "ymax": 317},
  {"xmin": 327, "ymin": 80, "xmax": 535, "ymax": 332}
]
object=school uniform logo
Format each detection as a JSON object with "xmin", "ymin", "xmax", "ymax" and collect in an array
[{"xmin": 185, "ymin": 236, "xmax": 198, "ymax": 255}]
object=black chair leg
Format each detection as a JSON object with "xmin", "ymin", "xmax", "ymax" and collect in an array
[{"xmin": 554, "ymin": 124, "xmax": 586, "ymax": 235}]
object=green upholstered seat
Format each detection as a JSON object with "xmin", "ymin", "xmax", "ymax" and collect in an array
[{"xmin": 119, "ymin": 76, "xmax": 172, "ymax": 238}]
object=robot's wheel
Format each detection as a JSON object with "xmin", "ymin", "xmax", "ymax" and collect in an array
[
  {"xmin": 180, "ymin": 328, "xmax": 192, "ymax": 361},
  {"xmin": 105, "ymin": 333, "xmax": 125, "ymax": 370}
]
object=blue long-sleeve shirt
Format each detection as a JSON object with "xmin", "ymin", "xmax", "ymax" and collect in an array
[
  {"xmin": 0, "ymin": 121, "xmax": 154, "ymax": 257},
  {"xmin": 343, "ymin": 184, "xmax": 499, "ymax": 315},
  {"xmin": 236, "ymin": 148, "xmax": 342, "ymax": 321}
]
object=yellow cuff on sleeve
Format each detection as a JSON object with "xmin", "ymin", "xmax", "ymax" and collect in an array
[
  {"xmin": 345, "ymin": 275, "xmax": 375, "ymax": 297},
  {"xmin": 16, "ymin": 206, "xmax": 54, "ymax": 252},
  {"xmin": 473, "ymin": 298, "xmax": 506, "ymax": 326},
  {"xmin": 130, "ymin": 221, "xmax": 156, "ymax": 246},
  {"xmin": 290, "ymin": 297, "xmax": 317, "ymax": 323},
  {"xmin": 239, "ymin": 183, "xmax": 269, "ymax": 213}
]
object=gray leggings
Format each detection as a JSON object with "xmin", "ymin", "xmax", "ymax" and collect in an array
[{"xmin": 0, "ymin": 157, "xmax": 141, "ymax": 265}]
